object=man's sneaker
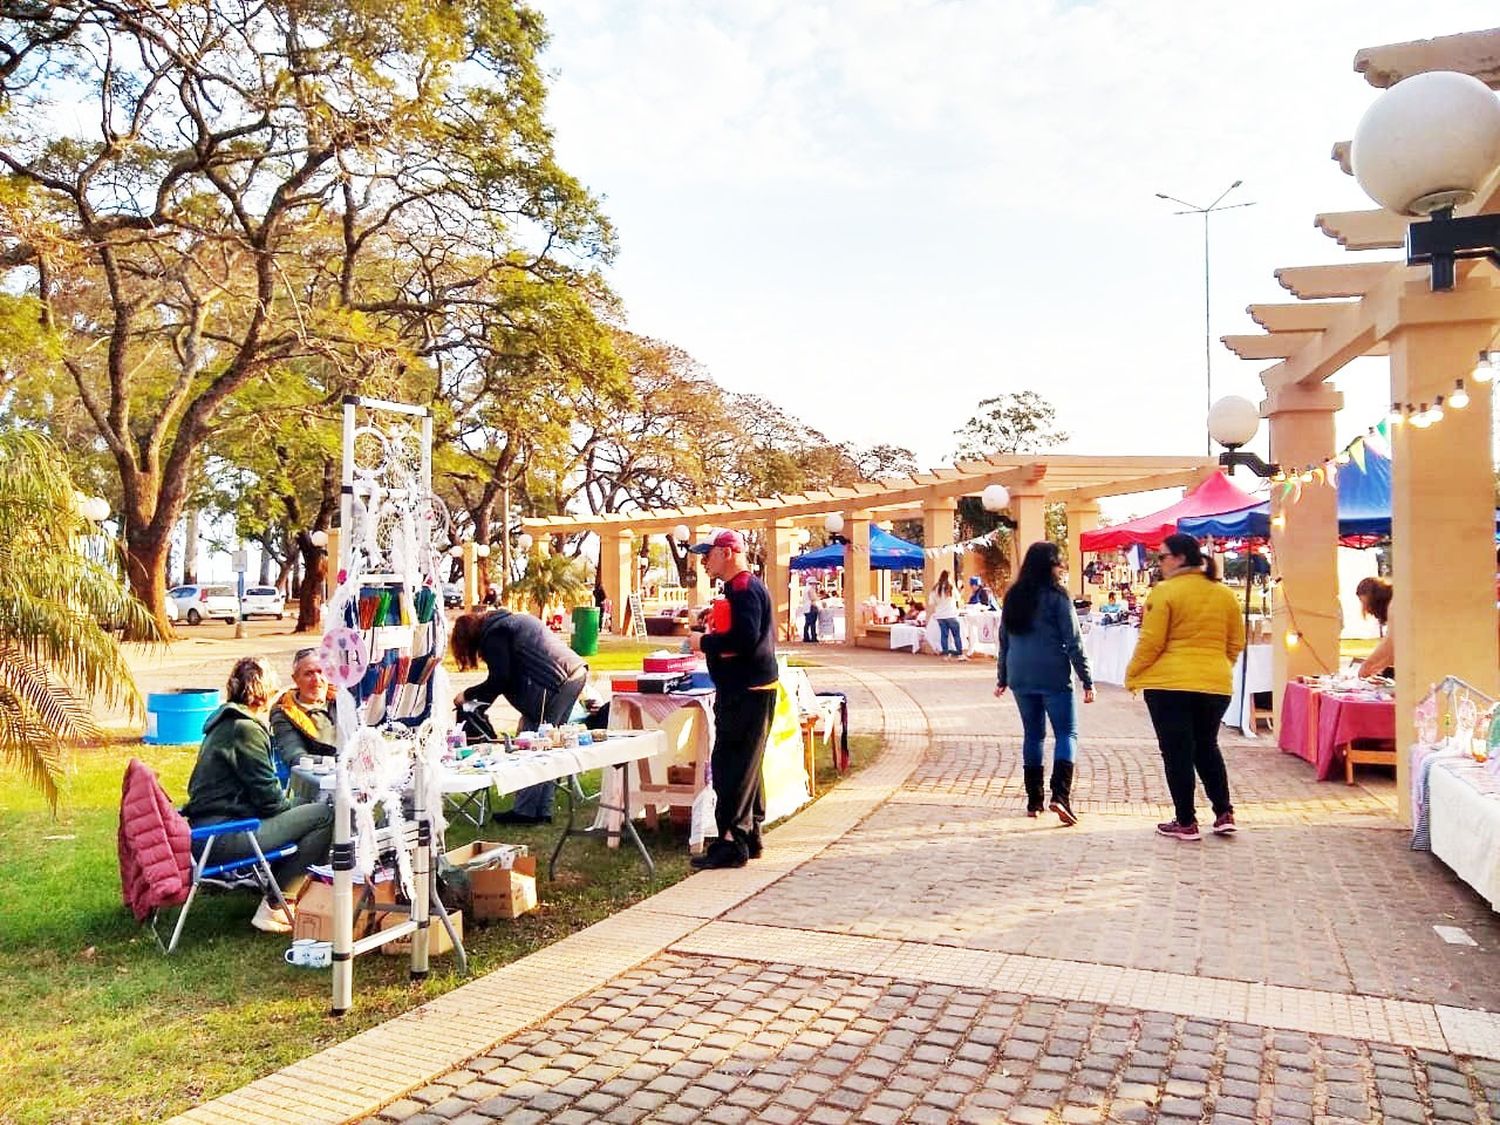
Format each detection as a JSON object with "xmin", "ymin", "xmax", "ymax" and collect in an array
[
  {"xmin": 1212, "ymin": 812, "xmax": 1237, "ymax": 835},
  {"xmin": 1155, "ymin": 820, "xmax": 1201, "ymax": 841}
]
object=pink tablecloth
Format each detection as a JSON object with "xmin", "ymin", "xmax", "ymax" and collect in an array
[{"xmin": 1278, "ymin": 681, "xmax": 1395, "ymax": 780}]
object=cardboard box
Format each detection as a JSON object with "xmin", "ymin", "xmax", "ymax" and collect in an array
[
  {"xmin": 445, "ymin": 841, "xmax": 539, "ymax": 920},
  {"xmin": 380, "ymin": 909, "xmax": 463, "ymax": 956},
  {"xmin": 610, "ymin": 675, "xmax": 639, "ymax": 693},
  {"xmin": 292, "ymin": 872, "xmax": 396, "ymax": 942},
  {"xmin": 643, "ymin": 654, "xmax": 696, "ymax": 674}
]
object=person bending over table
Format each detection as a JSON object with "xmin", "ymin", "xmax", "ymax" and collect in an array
[
  {"xmin": 181, "ymin": 657, "xmax": 334, "ymax": 933},
  {"xmin": 451, "ymin": 608, "xmax": 588, "ymax": 825},
  {"xmin": 1354, "ymin": 576, "xmax": 1394, "ymax": 679},
  {"xmin": 686, "ymin": 529, "xmax": 779, "ymax": 870},
  {"xmin": 269, "ymin": 646, "xmax": 338, "ymax": 771}
]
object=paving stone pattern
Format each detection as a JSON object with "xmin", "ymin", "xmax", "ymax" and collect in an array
[{"xmin": 364, "ymin": 953, "xmax": 1500, "ymax": 1125}]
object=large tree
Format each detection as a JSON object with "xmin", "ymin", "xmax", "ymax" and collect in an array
[
  {"xmin": 0, "ymin": 0, "xmax": 612, "ymax": 631},
  {"xmin": 952, "ymin": 390, "xmax": 1069, "ymax": 460}
]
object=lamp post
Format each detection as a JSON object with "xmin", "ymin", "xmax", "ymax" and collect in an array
[
  {"xmin": 1209, "ymin": 395, "xmax": 1280, "ymax": 734},
  {"xmin": 1156, "ymin": 182, "xmax": 1255, "ymax": 454}
]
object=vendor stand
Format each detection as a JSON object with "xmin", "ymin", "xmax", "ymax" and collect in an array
[{"xmin": 1278, "ymin": 676, "xmax": 1396, "ymax": 781}]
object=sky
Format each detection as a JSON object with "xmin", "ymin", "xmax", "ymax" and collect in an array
[{"xmin": 533, "ymin": 0, "xmax": 1497, "ymax": 507}]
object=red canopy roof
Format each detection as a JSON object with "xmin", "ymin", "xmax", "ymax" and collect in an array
[{"xmin": 1079, "ymin": 471, "xmax": 1262, "ymax": 551}]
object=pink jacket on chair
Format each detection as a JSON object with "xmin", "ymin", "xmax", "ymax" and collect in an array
[{"xmin": 117, "ymin": 758, "xmax": 192, "ymax": 922}]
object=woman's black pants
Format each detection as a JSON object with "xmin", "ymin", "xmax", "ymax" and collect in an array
[{"xmin": 1142, "ymin": 689, "xmax": 1234, "ymax": 827}]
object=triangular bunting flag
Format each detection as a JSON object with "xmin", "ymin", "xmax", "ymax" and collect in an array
[
  {"xmin": 1349, "ymin": 438, "xmax": 1366, "ymax": 471},
  {"xmin": 1325, "ymin": 461, "xmax": 1338, "ymax": 489},
  {"xmin": 1312, "ymin": 467, "xmax": 1325, "ymax": 487},
  {"xmin": 1376, "ymin": 418, "xmax": 1389, "ymax": 440}
]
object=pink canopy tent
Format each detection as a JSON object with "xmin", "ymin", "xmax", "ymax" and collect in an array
[{"xmin": 1079, "ymin": 471, "xmax": 1261, "ymax": 552}]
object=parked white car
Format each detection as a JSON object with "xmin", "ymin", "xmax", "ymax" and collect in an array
[
  {"xmin": 240, "ymin": 585, "xmax": 286, "ymax": 620},
  {"xmin": 167, "ymin": 583, "xmax": 240, "ymax": 625}
]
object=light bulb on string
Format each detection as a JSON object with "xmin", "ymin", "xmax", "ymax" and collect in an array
[
  {"xmin": 1387, "ymin": 401, "xmax": 1404, "ymax": 426},
  {"xmin": 1299, "ymin": 470, "xmax": 1314, "ymax": 484},
  {"xmin": 1474, "ymin": 351, "xmax": 1496, "ymax": 384},
  {"xmin": 1450, "ymin": 379, "xmax": 1470, "ymax": 410},
  {"xmin": 1428, "ymin": 394, "xmax": 1446, "ymax": 424},
  {"xmin": 1335, "ymin": 450, "xmax": 1352, "ymax": 466},
  {"xmin": 1285, "ymin": 630, "xmax": 1302, "ymax": 650},
  {"xmin": 1411, "ymin": 402, "xmax": 1433, "ymax": 428}
]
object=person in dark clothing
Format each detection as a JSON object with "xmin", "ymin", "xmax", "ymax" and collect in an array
[
  {"xmin": 181, "ymin": 656, "xmax": 334, "ymax": 933},
  {"xmin": 968, "ymin": 575, "xmax": 997, "ymax": 609},
  {"xmin": 995, "ymin": 542, "xmax": 1095, "ymax": 824},
  {"xmin": 451, "ymin": 608, "xmax": 589, "ymax": 823},
  {"xmin": 687, "ymin": 528, "xmax": 779, "ymax": 869}
]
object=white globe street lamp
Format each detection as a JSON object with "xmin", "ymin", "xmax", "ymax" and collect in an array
[
  {"xmin": 1207, "ymin": 395, "xmax": 1261, "ymax": 450},
  {"xmin": 1351, "ymin": 71, "xmax": 1500, "ymax": 290},
  {"xmin": 474, "ymin": 543, "xmax": 490, "ymax": 559},
  {"xmin": 672, "ymin": 524, "xmax": 690, "ymax": 543},
  {"xmin": 516, "ymin": 532, "xmax": 533, "ymax": 553},
  {"xmin": 980, "ymin": 484, "xmax": 1010, "ymax": 513},
  {"xmin": 448, "ymin": 545, "xmax": 464, "ymax": 558},
  {"xmin": 84, "ymin": 496, "xmax": 110, "ymax": 522},
  {"xmin": 823, "ymin": 513, "xmax": 844, "ymax": 535},
  {"xmin": 309, "ymin": 529, "xmax": 329, "ymax": 548}
]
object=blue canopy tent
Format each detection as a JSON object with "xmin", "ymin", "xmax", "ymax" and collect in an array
[
  {"xmin": 790, "ymin": 525, "xmax": 925, "ymax": 570},
  {"xmin": 1178, "ymin": 441, "xmax": 1394, "ymax": 547}
]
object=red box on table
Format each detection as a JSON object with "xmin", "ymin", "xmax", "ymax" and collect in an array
[{"xmin": 643, "ymin": 654, "xmax": 697, "ymax": 674}]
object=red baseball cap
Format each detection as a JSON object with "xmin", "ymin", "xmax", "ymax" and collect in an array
[{"xmin": 689, "ymin": 528, "xmax": 745, "ymax": 555}]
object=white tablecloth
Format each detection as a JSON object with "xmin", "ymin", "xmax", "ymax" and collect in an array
[
  {"xmin": 1429, "ymin": 758, "xmax": 1500, "ymax": 912},
  {"xmin": 889, "ymin": 623, "xmax": 925, "ymax": 652},
  {"xmin": 888, "ymin": 610, "xmax": 1000, "ymax": 657},
  {"xmin": 1224, "ymin": 644, "xmax": 1274, "ymax": 735},
  {"xmin": 1084, "ymin": 624, "xmax": 1138, "ymax": 685}
]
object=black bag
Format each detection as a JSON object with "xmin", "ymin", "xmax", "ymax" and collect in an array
[{"xmin": 457, "ymin": 700, "xmax": 499, "ymax": 744}]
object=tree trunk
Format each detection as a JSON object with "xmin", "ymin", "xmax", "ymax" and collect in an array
[
  {"xmin": 294, "ymin": 531, "xmax": 327, "ymax": 634},
  {"xmin": 183, "ymin": 507, "xmax": 199, "ymax": 584},
  {"xmin": 124, "ymin": 522, "xmax": 174, "ymax": 638}
]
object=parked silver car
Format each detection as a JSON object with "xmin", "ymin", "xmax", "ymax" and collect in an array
[
  {"xmin": 167, "ymin": 583, "xmax": 240, "ymax": 625},
  {"xmin": 240, "ymin": 585, "xmax": 286, "ymax": 620}
]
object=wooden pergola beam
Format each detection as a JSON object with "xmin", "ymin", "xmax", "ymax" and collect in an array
[
  {"xmin": 1314, "ymin": 209, "xmax": 1408, "ymax": 250},
  {"xmin": 1275, "ymin": 262, "xmax": 1401, "ymax": 299},
  {"xmin": 1224, "ymin": 333, "xmax": 1388, "ymax": 361},
  {"xmin": 1354, "ymin": 28, "xmax": 1500, "ymax": 89},
  {"xmin": 1247, "ymin": 303, "xmax": 1354, "ymax": 332}
]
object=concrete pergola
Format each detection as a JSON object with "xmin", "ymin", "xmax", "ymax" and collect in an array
[
  {"xmin": 1222, "ymin": 28, "xmax": 1500, "ymax": 822},
  {"xmin": 524, "ymin": 454, "xmax": 1217, "ymax": 645}
]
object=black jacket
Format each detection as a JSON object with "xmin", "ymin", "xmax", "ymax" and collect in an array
[
  {"xmin": 700, "ymin": 570, "xmax": 779, "ymax": 693},
  {"xmin": 462, "ymin": 609, "xmax": 586, "ymax": 720}
]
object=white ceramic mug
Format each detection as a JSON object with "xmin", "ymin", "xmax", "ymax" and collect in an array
[
  {"xmin": 303, "ymin": 941, "xmax": 332, "ymax": 969},
  {"xmin": 284, "ymin": 938, "xmax": 316, "ymax": 965}
]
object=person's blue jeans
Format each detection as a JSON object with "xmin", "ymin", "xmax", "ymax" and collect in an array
[
  {"xmin": 937, "ymin": 618, "xmax": 962, "ymax": 655},
  {"xmin": 1013, "ymin": 689, "xmax": 1078, "ymax": 769}
]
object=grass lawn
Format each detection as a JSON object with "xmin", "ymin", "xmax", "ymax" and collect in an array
[{"xmin": 0, "ymin": 710, "xmax": 879, "ymax": 1123}]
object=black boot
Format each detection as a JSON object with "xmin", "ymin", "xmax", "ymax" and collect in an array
[
  {"xmin": 1049, "ymin": 760, "xmax": 1078, "ymax": 826},
  {"xmin": 1023, "ymin": 766, "xmax": 1045, "ymax": 817}
]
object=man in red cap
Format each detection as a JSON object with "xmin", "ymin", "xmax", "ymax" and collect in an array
[{"xmin": 686, "ymin": 528, "xmax": 779, "ymax": 869}]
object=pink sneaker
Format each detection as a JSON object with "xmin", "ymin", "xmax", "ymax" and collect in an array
[
  {"xmin": 1156, "ymin": 820, "xmax": 1201, "ymax": 841},
  {"xmin": 1212, "ymin": 812, "xmax": 1237, "ymax": 835}
]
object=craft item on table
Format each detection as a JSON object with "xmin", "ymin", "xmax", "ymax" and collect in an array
[
  {"xmin": 413, "ymin": 586, "xmax": 437, "ymax": 624},
  {"xmin": 1415, "ymin": 694, "xmax": 1440, "ymax": 746},
  {"xmin": 321, "ymin": 626, "xmax": 369, "ymax": 689}
]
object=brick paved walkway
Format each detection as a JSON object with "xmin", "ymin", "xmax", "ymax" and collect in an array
[{"xmin": 174, "ymin": 646, "xmax": 1500, "ymax": 1125}]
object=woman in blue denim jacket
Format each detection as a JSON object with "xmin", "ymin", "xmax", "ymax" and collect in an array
[{"xmin": 995, "ymin": 541, "xmax": 1095, "ymax": 824}]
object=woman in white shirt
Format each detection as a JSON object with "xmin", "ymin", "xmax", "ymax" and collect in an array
[
  {"xmin": 929, "ymin": 571, "xmax": 963, "ymax": 659},
  {"xmin": 799, "ymin": 582, "xmax": 820, "ymax": 643}
]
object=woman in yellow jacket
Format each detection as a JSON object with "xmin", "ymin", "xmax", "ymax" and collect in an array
[{"xmin": 1125, "ymin": 533, "xmax": 1246, "ymax": 841}]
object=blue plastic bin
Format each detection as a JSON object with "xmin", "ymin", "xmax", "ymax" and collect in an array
[{"xmin": 145, "ymin": 688, "xmax": 219, "ymax": 745}]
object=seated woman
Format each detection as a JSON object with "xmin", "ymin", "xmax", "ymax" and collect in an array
[
  {"xmin": 1099, "ymin": 593, "xmax": 1124, "ymax": 618},
  {"xmin": 181, "ymin": 656, "xmax": 334, "ymax": 933},
  {"xmin": 268, "ymin": 647, "xmax": 338, "ymax": 770},
  {"xmin": 1355, "ymin": 576, "xmax": 1395, "ymax": 679}
]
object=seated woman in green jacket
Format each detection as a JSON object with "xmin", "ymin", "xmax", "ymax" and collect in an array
[{"xmin": 181, "ymin": 656, "xmax": 334, "ymax": 933}]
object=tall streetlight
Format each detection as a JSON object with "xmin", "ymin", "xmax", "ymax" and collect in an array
[{"xmin": 1156, "ymin": 181, "xmax": 1255, "ymax": 454}]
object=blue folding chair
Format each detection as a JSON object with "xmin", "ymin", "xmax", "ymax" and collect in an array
[{"xmin": 152, "ymin": 819, "xmax": 297, "ymax": 953}]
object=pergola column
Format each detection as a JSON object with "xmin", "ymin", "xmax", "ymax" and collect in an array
[
  {"xmin": 764, "ymin": 519, "xmax": 795, "ymax": 642},
  {"xmin": 461, "ymin": 540, "xmax": 480, "ymax": 610},
  {"xmin": 1065, "ymin": 501, "xmax": 1100, "ymax": 597},
  {"xmin": 1010, "ymin": 489, "xmax": 1047, "ymax": 576},
  {"xmin": 1265, "ymin": 385, "xmax": 1343, "ymax": 730},
  {"xmin": 1388, "ymin": 313, "xmax": 1500, "ymax": 824},
  {"xmin": 597, "ymin": 529, "xmax": 634, "ymax": 633},
  {"xmin": 922, "ymin": 499, "xmax": 956, "ymax": 607},
  {"xmin": 841, "ymin": 511, "xmax": 871, "ymax": 645}
]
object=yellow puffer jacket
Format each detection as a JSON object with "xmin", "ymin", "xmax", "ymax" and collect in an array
[{"xmin": 1124, "ymin": 571, "xmax": 1246, "ymax": 695}]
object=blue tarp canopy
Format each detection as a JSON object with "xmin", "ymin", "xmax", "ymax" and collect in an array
[
  {"xmin": 790, "ymin": 525, "xmax": 925, "ymax": 570},
  {"xmin": 1178, "ymin": 441, "xmax": 1396, "ymax": 544}
]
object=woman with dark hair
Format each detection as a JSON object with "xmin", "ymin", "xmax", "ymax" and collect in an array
[
  {"xmin": 182, "ymin": 656, "xmax": 334, "ymax": 932},
  {"xmin": 929, "ymin": 570, "xmax": 963, "ymax": 659},
  {"xmin": 1125, "ymin": 533, "xmax": 1245, "ymax": 841},
  {"xmin": 1354, "ymin": 576, "xmax": 1394, "ymax": 678},
  {"xmin": 451, "ymin": 608, "xmax": 588, "ymax": 824},
  {"xmin": 995, "ymin": 542, "xmax": 1095, "ymax": 823}
]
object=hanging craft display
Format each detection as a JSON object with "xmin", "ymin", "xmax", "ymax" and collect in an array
[{"xmin": 320, "ymin": 626, "xmax": 369, "ymax": 689}]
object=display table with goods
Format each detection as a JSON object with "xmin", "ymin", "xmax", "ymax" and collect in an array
[
  {"xmin": 602, "ymin": 657, "xmax": 819, "ymax": 851},
  {"xmin": 1082, "ymin": 619, "xmax": 1139, "ymax": 685},
  {"xmin": 1224, "ymin": 644, "xmax": 1275, "ymax": 736},
  {"xmin": 1278, "ymin": 675, "xmax": 1396, "ymax": 782},
  {"xmin": 1409, "ymin": 678, "xmax": 1500, "ymax": 912},
  {"xmin": 887, "ymin": 608, "xmax": 1000, "ymax": 657}
]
